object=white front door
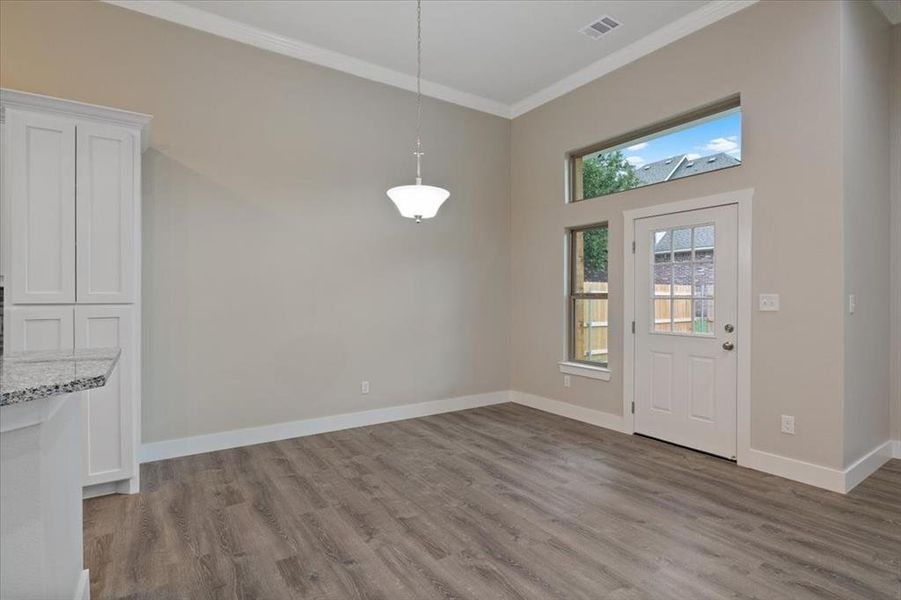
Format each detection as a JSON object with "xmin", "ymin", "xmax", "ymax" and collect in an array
[{"xmin": 634, "ymin": 204, "xmax": 738, "ymax": 459}]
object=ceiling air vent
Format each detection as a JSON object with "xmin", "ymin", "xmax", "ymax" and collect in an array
[{"xmin": 579, "ymin": 16, "xmax": 621, "ymax": 40}]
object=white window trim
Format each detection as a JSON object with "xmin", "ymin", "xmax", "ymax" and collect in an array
[{"xmin": 558, "ymin": 361, "xmax": 611, "ymax": 381}]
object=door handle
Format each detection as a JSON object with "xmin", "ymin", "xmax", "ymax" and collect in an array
[{"xmin": 722, "ymin": 341, "xmax": 735, "ymax": 351}]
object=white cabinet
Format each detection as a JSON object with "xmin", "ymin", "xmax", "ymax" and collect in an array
[
  {"xmin": 2, "ymin": 88, "xmax": 150, "ymax": 497},
  {"xmin": 7, "ymin": 306, "xmax": 74, "ymax": 351},
  {"xmin": 7, "ymin": 111, "xmax": 76, "ymax": 304},
  {"xmin": 6, "ymin": 304, "xmax": 138, "ymax": 493},
  {"xmin": 75, "ymin": 306, "xmax": 135, "ymax": 487},
  {"xmin": 76, "ymin": 123, "xmax": 136, "ymax": 304}
]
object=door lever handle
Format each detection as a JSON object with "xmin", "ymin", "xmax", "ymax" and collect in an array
[{"xmin": 722, "ymin": 341, "xmax": 735, "ymax": 351}]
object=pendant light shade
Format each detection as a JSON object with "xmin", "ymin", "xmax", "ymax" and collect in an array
[
  {"xmin": 386, "ymin": 0, "xmax": 449, "ymax": 223},
  {"xmin": 386, "ymin": 181, "xmax": 450, "ymax": 222}
]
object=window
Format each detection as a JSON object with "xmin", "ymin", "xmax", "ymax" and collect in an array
[
  {"xmin": 652, "ymin": 224, "xmax": 715, "ymax": 335},
  {"xmin": 570, "ymin": 96, "xmax": 741, "ymax": 202},
  {"xmin": 569, "ymin": 224, "xmax": 609, "ymax": 367}
]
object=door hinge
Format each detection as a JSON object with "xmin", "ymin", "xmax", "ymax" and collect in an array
[
  {"xmin": 631, "ymin": 401, "xmax": 635, "ymax": 414},
  {"xmin": 631, "ymin": 321, "xmax": 635, "ymax": 334},
  {"xmin": 632, "ymin": 241, "xmax": 636, "ymax": 254}
]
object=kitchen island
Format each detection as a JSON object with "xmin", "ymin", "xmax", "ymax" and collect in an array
[{"xmin": 1, "ymin": 348, "xmax": 120, "ymax": 600}]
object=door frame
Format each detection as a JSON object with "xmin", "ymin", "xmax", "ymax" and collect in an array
[{"xmin": 623, "ymin": 188, "xmax": 753, "ymax": 464}]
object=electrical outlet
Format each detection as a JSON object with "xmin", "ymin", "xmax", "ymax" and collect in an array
[
  {"xmin": 361, "ymin": 381, "xmax": 370, "ymax": 394},
  {"xmin": 563, "ymin": 375, "xmax": 571, "ymax": 388},
  {"xmin": 759, "ymin": 294, "xmax": 780, "ymax": 312},
  {"xmin": 780, "ymin": 415, "xmax": 795, "ymax": 435}
]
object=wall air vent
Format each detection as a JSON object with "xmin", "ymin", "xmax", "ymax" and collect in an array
[{"xmin": 579, "ymin": 16, "xmax": 621, "ymax": 40}]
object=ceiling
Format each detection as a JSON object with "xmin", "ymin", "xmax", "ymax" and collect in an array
[{"xmin": 108, "ymin": 1, "xmax": 758, "ymax": 118}]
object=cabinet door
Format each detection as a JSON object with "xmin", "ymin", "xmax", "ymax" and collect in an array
[
  {"xmin": 7, "ymin": 306, "xmax": 74, "ymax": 351},
  {"xmin": 8, "ymin": 110, "xmax": 76, "ymax": 303},
  {"xmin": 76, "ymin": 123, "xmax": 135, "ymax": 303},
  {"xmin": 75, "ymin": 305, "xmax": 134, "ymax": 486}
]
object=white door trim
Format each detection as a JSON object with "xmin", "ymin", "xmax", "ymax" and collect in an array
[{"xmin": 623, "ymin": 188, "xmax": 753, "ymax": 464}]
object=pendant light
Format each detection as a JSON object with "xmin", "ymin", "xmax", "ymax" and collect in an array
[{"xmin": 386, "ymin": 0, "xmax": 450, "ymax": 223}]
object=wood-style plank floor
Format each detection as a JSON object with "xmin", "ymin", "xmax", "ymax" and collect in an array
[{"xmin": 84, "ymin": 403, "xmax": 901, "ymax": 599}]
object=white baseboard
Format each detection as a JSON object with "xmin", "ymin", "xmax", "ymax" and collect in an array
[
  {"xmin": 893, "ymin": 440, "xmax": 901, "ymax": 459},
  {"xmin": 741, "ymin": 440, "xmax": 894, "ymax": 494},
  {"xmin": 140, "ymin": 391, "xmax": 510, "ymax": 463},
  {"xmin": 842, "ymin": 440, "xmax": 894, "ymax": 492},
  {"xmin": 741, "ymin": 448, "xmax": 845, "ymax": 493},
  {"xmin": 510, "ymin": 390, "xmax": 627, "ymax": 433},
  {"xmin": 82, "ymin": 481, "xmax": 120, "ymax": 499},
  {"xmin": 73, "ymin": 569, "xmax": 90, "ymax": 600}
]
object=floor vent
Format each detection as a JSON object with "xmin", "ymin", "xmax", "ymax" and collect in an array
[{"xmin": 580, "ymin": 16, "xmax": 621, "ymax": 40}]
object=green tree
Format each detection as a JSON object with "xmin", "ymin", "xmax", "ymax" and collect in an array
[
  {"xmin": 581, "ymin": 150, "xmax": 640, "ymax": 198},
  {"xmin": 580, "ymin": 151, "xmax": 639, "ymax": 282},
  {"xmin": 582, "ymin": 227, "xmax": 608, "ymax": 283}
]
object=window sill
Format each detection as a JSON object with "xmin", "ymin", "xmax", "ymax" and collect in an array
[{"xmin": 558, "ymin": 361, "xmax": 611, "ymax": 381}]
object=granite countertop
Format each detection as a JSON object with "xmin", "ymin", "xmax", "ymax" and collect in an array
[{"xmin": 0, "ymin": 348, "xmax": 121, "ymax": 406}]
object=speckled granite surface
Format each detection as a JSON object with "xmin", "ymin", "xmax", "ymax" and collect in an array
[{"xmin": 0, "ymin": 348, "xmax": 120, "ymax": 406}]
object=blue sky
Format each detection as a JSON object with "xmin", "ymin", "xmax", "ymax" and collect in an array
[{"xmin": 598, "ymin": 110, "xmax": 742, "ymax": 168}]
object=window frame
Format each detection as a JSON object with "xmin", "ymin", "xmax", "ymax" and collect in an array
[
  {"xmin": 567, "ymin": 223, "xmax": 610, "ymax": 370},
  {"xmin": 568, "ymin": 95, "xmax": 742, "ymax": 203}
]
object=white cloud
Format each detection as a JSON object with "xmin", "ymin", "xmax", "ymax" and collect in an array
[
  {"xmin": 686, "ymin": 153, "xmax": 701, "ymax": 161},
  {"xmin": 704, "ymin": 137, "xmax": 739, "ymax": 153},
  {"xmin": 627, "ymin": 142, "xmax": 648, "ymax": 151},
  {"xmin": 626, "ymin": 156, "xmax": 646, "ymax": 167}
]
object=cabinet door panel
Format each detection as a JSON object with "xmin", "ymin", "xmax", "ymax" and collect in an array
[
  {"xmin": 8, "ymin": 110, "xmax": 76, "ymax": 303},
  {"xmin": 76, "ymin": 124, "xmax": 135, "ymax": 303},
  {"xmin": 75, "ymin": 305, "xmax": 134, "ymax": 485},
  {"xmin": 7, "ymin": 306, "xmax": 74, "ymax": 351}
]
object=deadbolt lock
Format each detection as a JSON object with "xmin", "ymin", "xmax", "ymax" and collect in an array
[{"xmin": 724, "ymin": 324, "xmax": 734, "ymax": 333}]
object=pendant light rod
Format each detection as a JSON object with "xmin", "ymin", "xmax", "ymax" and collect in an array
[{"xmin": 414, "ymin": 0, "xmax": 423, "ymax": 184}]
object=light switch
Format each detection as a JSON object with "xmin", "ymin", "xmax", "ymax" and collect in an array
[{"xmin": 759, "ymin": 293, "xmax": 780, "ymax": 312}]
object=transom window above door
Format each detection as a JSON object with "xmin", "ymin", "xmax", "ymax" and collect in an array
[
  {"xmin": 568, "ymin": 96, "xmax": 741, "ymax": 202},
  {"xmin": 651, "ymin": 224, "xmax": 715, "ymax": 336}
]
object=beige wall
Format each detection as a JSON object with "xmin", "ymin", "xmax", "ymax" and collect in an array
[
  {"xmin": 0, "ymin": 1, "xmax": 512, "ymax": 443},
  {"xmin": 891, "ymin": 24, "xmax": 901, "ymax": 446},
  {"xmin": 840, "ymin": 0, "xmax": 892, "ymax": 466},
  {"xmin": 511, "ymin": 0, "xmax": 848, "ymax": 468}
]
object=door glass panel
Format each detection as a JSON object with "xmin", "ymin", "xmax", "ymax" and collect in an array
[
  {"xmin": 693, "ymin": 263, "xmax": 714, "ymax": 297},
  {"xmin": 654, "ymin": 299, "xmax": 672, "ymax": 332},
  {"xmin": 694, "ymin": 225, "xmax": 714, "ymax": 260},
  {"xmin": 673, "ymin": 263, "xmax": 692, "ymax": 296},
  {"xmin": 654, "ymin": 231, "xmax": 671, "ymax": 263},
  {"xmin": 654, "ymin": 264, "xmax": 672, "ymax": 296},
  {"xmin": 693, "ymin": 299, "xmax": 715, "ymax": 334},
  {"xmin": 673, "ymin": 228, "xmax": 692, "ymax": 262},
  {"xmin": 673, "ymin": 299, "xmax": 693, "ymax": 333},
  {"xmin": 650, "ymin": 224, "xmax": 715, "ymax": 336}
]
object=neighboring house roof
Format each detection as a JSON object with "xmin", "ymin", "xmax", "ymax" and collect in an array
[
  {"xmin": 634, "ymin": 152, "xmax": 740, "ymax": 186},
  {"xmin": 670, "ymin": 152, "xmax": 741, "ymax": 180},
  {"xmin": 635, "ymin": 154, "xmax": 685, "ymax": 186}
]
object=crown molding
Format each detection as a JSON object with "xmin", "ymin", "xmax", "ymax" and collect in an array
[
  {"xmin": 104, "ymin": 0, "xmax": 759, "ymax": 121},
  {"xmin": 510, "ymin": 0, "xmax": 758, "ymax": 118},
  {"xmin": 102, "ymin": 0, "xmax": 512, "ymax": 118},
  {"xmin": 872, "ymin": 0, "xmax": 901, "ymax": 25},
  {"xmin": 0, "ymin": 88, "xmax": 152, "ymax": 150}
]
